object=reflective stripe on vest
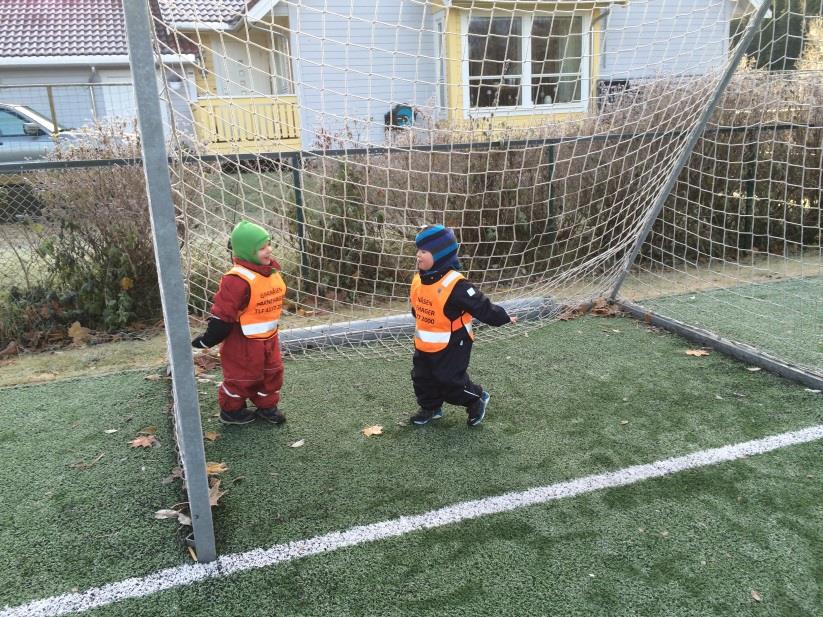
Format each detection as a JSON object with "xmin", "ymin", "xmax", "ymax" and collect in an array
[
  {"xmin": 226, "ymin": 265, "xmax": 286, "ymax": 340},
  {"xmin": 410, "ymin": 269, "xmax": 474, "ymax": 353}
]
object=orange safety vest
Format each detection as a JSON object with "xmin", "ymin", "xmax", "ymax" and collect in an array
[
  {"xmin": 410, "ymin": 270, "xmax": 474, "ymax": 352},
  {"xmin": 226, "ymin": 265, "xmax": 286, "ymax": 340}
]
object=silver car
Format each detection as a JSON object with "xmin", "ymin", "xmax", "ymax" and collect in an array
[{"xmin": 0, "ymin": 103, "xmax": 83, "ymax": 164}]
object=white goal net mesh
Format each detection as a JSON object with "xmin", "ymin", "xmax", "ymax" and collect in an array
[{"xmin": 147, "ymin": 0, "xmax": 820, "ymax": 371}]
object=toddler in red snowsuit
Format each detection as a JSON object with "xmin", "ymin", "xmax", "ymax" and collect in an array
[{"xmin": 192, "ymin": 220, "xmax": 287, "ymax": 426}]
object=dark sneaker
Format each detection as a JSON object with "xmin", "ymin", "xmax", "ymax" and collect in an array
[
  {"xmin": 219, "ymin": 407, "xmax": 255, "ymax": 425},
  {"xmin": 256, "ymin": 406, "xmax": 286, "ymax": 425},
  {"xmin": 467, "ymin": 391, "xmax": 490, "ymax": 427},
  {"xmin": 410, "ymin": 407, "xmax": 443, "ymax": 426}
]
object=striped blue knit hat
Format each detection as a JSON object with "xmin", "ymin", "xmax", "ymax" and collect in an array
[{"xmin": 415, "ymin": 224, "xmax": 460, "ymax": 273}]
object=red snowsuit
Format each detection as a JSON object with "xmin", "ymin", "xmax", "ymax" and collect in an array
[{"xmin": 211, "ymin": 258, "xmax": 285, "ymax": 412}]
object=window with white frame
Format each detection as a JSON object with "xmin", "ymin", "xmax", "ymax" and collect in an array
[{"xmin": 466, "ymin": 13, "xmax": 588, "ymax": 113}]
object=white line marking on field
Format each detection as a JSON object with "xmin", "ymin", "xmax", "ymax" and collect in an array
[{"xmin": 4, "ymin": 424, "xmax": 823, "ymax": 617}]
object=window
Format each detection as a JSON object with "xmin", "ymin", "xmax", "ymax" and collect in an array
[
  {"xmin": 0, "ymin": 110, "xmax": 27, "ymax": 136},
  {"xmin": 465, "ymin": 13, "xmax": 588, "ymax": 113},
  {"xmin": 213, "ymin": 32, "xmax": 294, "ymax": 97}
]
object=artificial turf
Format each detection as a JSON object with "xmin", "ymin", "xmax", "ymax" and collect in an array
[
  {"xmin": 639, "ymin": 276, "xmax": 822, "ymax": 371},
  {"xmin": 82, "ymin": 438, "xmax": 823, "ymax": 617},
  {"xmin": 1, "ymin": 314, "xmax": 821, "ymax": 615}
]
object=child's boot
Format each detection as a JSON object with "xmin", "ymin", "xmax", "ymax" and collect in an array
[
  {"xmin": 467, "ymin": 391, "xmax": 490, "ymax": 427},
  {"xmin": 410, "ymin": 407, "xmax": 443, "ymax": 426},
  {"xmin": 257, "ymin": 406, "xmax": 286, "ymax": 425},
  {"xmin": 220, "ymin": 407, "xmax": 255, "ymax": 425}
]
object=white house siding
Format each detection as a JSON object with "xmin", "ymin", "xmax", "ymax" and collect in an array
[
  {"xmin": 601, "ymin": 0, "xmax": 734, "ymax": 80},
  {"xmin": 0, "ymin": 65, "xmax": 194, "ymax": 139},
  {"xmin": 0, "ymin": 67, "xmax": 104, "ymax": 129},
  {"xmin": 288, "ymin": 0, "xmax": 437, "ymax": 149}
]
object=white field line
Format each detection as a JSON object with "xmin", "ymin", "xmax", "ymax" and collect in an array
[{"xmin": 4, "ymin": 424, "xmax": 823, "ymax": 617}]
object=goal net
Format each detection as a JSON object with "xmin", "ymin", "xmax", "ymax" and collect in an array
[{"xmin": 148, "ymin": 0, "xmax": 820, "ymax": 374}]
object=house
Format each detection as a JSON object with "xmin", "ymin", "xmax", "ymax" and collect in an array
[
  {"xmin": 159, "ymin": 0, "xmax": 772, "ymax": 155},
  {"xmin": 0, "ymin": 0, "xmax": 195, "ymax": 133},
  {"xmin": 1, "ymin": 0, "xmax": 767, "ymax": 155},
  {"xmin": 157, "ymin": 0, "xmax": 627, "ymax": 153},
  {"xmin": 600, "ymin": 0, "xmax": 770, "ymax": 82}
]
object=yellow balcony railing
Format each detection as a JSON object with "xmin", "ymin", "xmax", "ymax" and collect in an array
[{"xmin": 192, "ymin": 96, "xmax": 301, "ymax": 152}]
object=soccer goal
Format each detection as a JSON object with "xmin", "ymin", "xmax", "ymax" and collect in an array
[{"xmin": 124, "ymin": 0, "xmax": 821, "ymax": 560}]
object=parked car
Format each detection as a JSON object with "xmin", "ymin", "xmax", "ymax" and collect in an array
[{"xmin": 0, "ymin": 103, "xmax": 89, "ymax": 164}]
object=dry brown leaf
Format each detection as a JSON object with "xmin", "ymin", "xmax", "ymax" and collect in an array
[
  {"xmin": 144, "ymin": 374, "xmax": 162, "ymax": 382},
  {"xmin": 751, "ymin": 590, "xmax": 762, "ymax": 603},
  {"xmin": 206, "ymin": 461, "xmax": 228, "ymax": 475},
  {"xmin": 138, "ymin": 426, "xmax": 157, "ymax": 435},
  {"xmin": 188, "ymin": 546, "xmax": 198, "ymax": 562},
  {"xmin": 204, "ymin": 431, "xmax": 221, "ymax": 442},
  {"xmin": 746, "ymin": 366, "xmax": 762, "ymax": 372},
  {"xmin": 208, "ymin": 478, "xmax": 227, "ymax": 507},
  {"xmin": 289, "ymin": 439, "xmax": 305, "ymax": 448},
  {"xmin": 129, "ymin": 435, "xmax": 160, "ymax": 448},
  {"xmin": 67, "ymin": 321, "xmax": 91, "ymax": 346},
  {"xmin": 161, "ymin": 466, "xmax": 184, "ymax": 485},
  {"xmin": 194, "ymin": 352, "xmax": 221, "ymax": 373},
  {"xmin": 686, "ymin": 349, "xmax": 711, "ymax": 357},
  {"xmin": 104, "ymin": 429, "xmax": 118, "ymax": 434},
  {"xmin": 69, "ymin": 452, "xmax": 105, "ymax": 470},
  {"xmin": 154, "ymin": 509, "xmax": 180, "ymax": 520},
  {"xmin": 620, "ymin": 420, "xmax": 629, "ymax": 425},
  {"xmin": 177, "ymin": 512, "xmax": 192, "ymax": 526},
  {"xmin": 361, "ymin": 425, "xmax": 384, "ymax": 437},
  {"xmin": 0, "ymin": 341, "xmax": 19, "ymax": 357}
]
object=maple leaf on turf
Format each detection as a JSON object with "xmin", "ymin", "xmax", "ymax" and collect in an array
[
  {"xmin": 208, "ymin": 479, "xmax": 227, "ymax": 507},
  {"xmin": 361, "ymin": 425, "xmax": 384, "ymax": 437},
  {"xmin": 129, "ymin": 435, "xmax": 160, "ymax": 448},
  {"xmin": 685, "ymin": 349, "xmax": 711, "ymax": 357},
  {"xmin": 206, "ymin": 461, "xmax": 228, "ymax": 475}
]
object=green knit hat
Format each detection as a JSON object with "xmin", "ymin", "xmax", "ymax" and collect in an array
[{"xmin": 230, "ymin": 220, "xmax": 270, "ymax": 264}]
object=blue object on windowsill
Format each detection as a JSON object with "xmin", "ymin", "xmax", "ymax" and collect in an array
[{"xmin": 385, "ymin": 104, "xmax": 415, "ymax": 128}]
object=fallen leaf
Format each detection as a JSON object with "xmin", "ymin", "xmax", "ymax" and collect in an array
[
  {"xmin": 746, "ymin": 367, "xmax": 762, "ymax": 372},
  {"xmin": 686, "ymin": 349, "xmax": 710, "ymax": 357},
  {"xmin": 104, "ymin": 429, "xmax": 118, "ymax": 434},
  {"xmin": 154, "ymin": 509, "xmax": 180, "ymax": 520},
  {"xmin": 206, "ymin": 461, "xmax": 228, "ymax": 475},
  {"xmin": 138, "ymin": 426, "xmax": 157, "ymax": 435},
  {"xmin": 0, "ymin": 341, "xmax": 19, "ymax": 357},
  {"xmin": 188, "ymin": 546, "xmax": 198, "ymax": 562},
  {"xmin": 805, "ymin": 388, "xmax": 820, "ymax": 394},
  {"xmin": 67, "ymin": 321, "xmax": 91, "ymax": 346},
  {"xmin": 144, "ymin": 374, "xmax": 162, "ymax": 382},
  {"xmin": 177, "ymin": 512, "xmax": 192, "ymax": 526},
  {"xmin": 290, "ymin": 439, "xmax": 305, "ymax": 448},
  {"xmin": 194, "ymin": 352, "xmax": 221, "ymax": 373},
  {"xmin": 129, "ymin": 435, "xmax": 160, "ymax": 448},
  {"xmin": 751, "ymin": 590, "xmax": 762, "ymax": 603},
  {"xmin": 231, "ymin": 476, "xmax": 246, "ymax": 484},
  {"xmin": 161, "ymin": 467, "xmax": 184, "ymax": 484},
  {"xmin": 362, "ymin": 425, "xmax": 383, "ymax": 437},
  {"xmin": 208, "ymin": 478, "xmax": 227, "ymax": 507},
  {"xmin": 69, "ymin": 452, "xmax": 105, "ymax": 470},
  {"xmin": 120, "ymin": 276, "xmax": 134, "ymax": 291},
  {"xmin": 620, "ymin": 420, "xmax": 629, "ymax": 425},
  {"xmin": 204, "ymin": 431, "xmax": 221, "ymax": 442},
  {"xmin": 660, "ymin": 530, "xmax": 669, "ymax": 538}
]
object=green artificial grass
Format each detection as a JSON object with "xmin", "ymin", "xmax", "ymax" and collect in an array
[
  {"xmin": 1, "ymin": 315, "xmax": 821, "ymax": 614},
  {"xmin": 0, "ymin": 374, "xmax": 185, "ymax": 606},
  {"xmin": 86, "ymin": 438, "xmax": 823, "ymax": 617},
  {"xmin": 642, "ymin": 276, "xmax": 822, "ymax": 371}
]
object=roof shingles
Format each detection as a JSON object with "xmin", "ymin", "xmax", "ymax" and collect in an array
[{"xmin": 0, "ymin": 0, "xmax": 197, "ymax": 59}]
